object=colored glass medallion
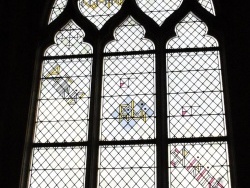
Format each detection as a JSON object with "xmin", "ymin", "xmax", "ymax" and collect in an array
[{"xmin": 112, "ymin": 97, "xmax": 154, "ymax": 131}]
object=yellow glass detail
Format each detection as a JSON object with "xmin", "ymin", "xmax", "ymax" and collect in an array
[
  {"xmin": 79, "ymin": 92, "xmax": 85, "ymax": 99},
  {"xmin": 182, "ymin": 149, "xmax": 189, "ymax": 157},
  {"xmin": 119, "ymin": 100, "xmax": 147, "ymax": 123},
  {"xmin": 45, "ymin": 65, "xmax": 61, "ymax": 78},
  {"xmin": 114, "ymin": 0, "xmax": 123, "ymax": 5},
  {"xmin": 83, "ymin": 0, "xmax": 123, "ymax": 9}
]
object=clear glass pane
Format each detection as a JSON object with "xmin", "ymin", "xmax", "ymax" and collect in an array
[
  {"xmin": 136, "ymin": 0, "xmax": 183, "ymax": 25},
  {"xmin": 101, "ymin": 55, "xmax": 155, "ymax": 140},
  {"xmin": 168, "ymin": 142, "xmax": 231, "ymax": 188},
  {"xmin": 105, "ymin": 16, "xmax": 155, "ymax": 53},
  {"xmin": 78, "ymin": 0, "xmax": 124, "ymax": 30},
  {"xmin": 34, "ymin": 58, "xmax": 92, "ymax": 143},
  {"xmin": 29, "ymin": 147, "xmax": 87, "ymax": 188},
  {"xmin": 198, "ymin": 0, "xmax": 215, "ymax": 15},
  {"xmin": 166, "ymin": 12, "xmax": 218, "ymax": 49},
  {"xmin": 98, "ymin": 145, "xmax": 156, "ymax": 188},
  {"xmin": 49, "ymin": 0, "xmax": 68, "ymax": 24},
  {"xmin": 167, "ymin": 51, "xmax": 226, "ymax": 138},
  {"xmin": 45, "ymin": 20, "xmax": 93, "ymax": 56}
]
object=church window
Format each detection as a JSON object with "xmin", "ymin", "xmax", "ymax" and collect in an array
[{"xmin": 22, "ymin": 1, "xmax": 234, "ymax": 188}]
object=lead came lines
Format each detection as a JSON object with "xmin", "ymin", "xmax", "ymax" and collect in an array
[{"xmin": 170, "ymin": 146, "xmax": 225, "ymax": 188}]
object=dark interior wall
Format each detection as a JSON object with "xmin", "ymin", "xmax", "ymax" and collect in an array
[{"xmin": 1, "ymin": 0, "xmax": 250, "ymax": 187}]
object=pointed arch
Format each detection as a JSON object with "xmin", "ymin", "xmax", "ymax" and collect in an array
[
  {"xmin": 167, "ymin": 12, "xmax": 218, "ymax": 49},
  {"xmin": 99, "ymin": 16, "xmax": 156, "ymax": 186},
  {"xmin": 48, "ymin": 0, "xmax": 68, "ymax": 24},
  {"xmin": 45, "ymin": 20, "xmax": 93, "ymax": 56},
  {"xmin": 136, "ymin": 0, "xmax": 183, "ymax": 25},
  {"xmin": 27, "ymin": 19, "xmax": 93, "ymax": 187},
  {"xmin": 105, "ymin": 16, "xmax": 155, "ymax": 52},
  {"xmin": 198, "ymin": 0, "xmax": 215, "ymax": 15},
  {"xmin": 21, "ymin": 1, "xmax": 235, "ymax": 188},
  {"xmin": 78, "ymin": 0, "xmax": 124, "ymax": 29},
  {"xmin": 166, "ymin": 12, "xmax": 230, "ymax": 188}
]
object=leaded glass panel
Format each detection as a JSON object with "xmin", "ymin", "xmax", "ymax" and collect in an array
[
  {"xmin": 168, "ymin": 142, "xmax": 231, "ymax": 188},
  {"xmin": 101, "ymin": 54, "xmax": 155, "ymax": 140},
  {"xmin": 98, "ymin": 145, "xmax": 156, "ymax": 188},
  {"xmin": 105, "ymin": 16, "xmax": 154, "ymax": 52},
  {"xmin": 136, "ymin": 0, "xmax": 183, "ymax": 25},
  {"xmin": 34, "ymin": 58, "xmax": 92, "ymax": 143},
  {"xmin": 45, "ymin": 20, "xmax": 93, "ymax": 56},
  {"xmin": 198, "ymin": 0, "xmax": 215, "ymax": 15},
  {"xmin": 167, "ymin": 13, "xmax": 218, "ymax": 49},
  {"xmin": 167, "ymin": 51, "xmax": 226, "ymax": 138},
  {"xmin": 26, "ymin": 1, "xmax": 233, "ymax": 187},
  {"xmin": 78, "ymin": 0, "xmax": 124, "ymax": 29},
  {"xmin": 29, "ymin": 147, "xmax": 87, "ymax": 188},
  {"xmin": 29, "ymin": 18, "xmax": 92, "ymax": 188},
  {"xmin": 166, "ymin": 13, "xmax": 225, "ymax": 138},
  {"xmin": 101, "ymin": 17, "xmax": 155, "ymax": 141},
  {"xmin": 49, "ymin": 0, "xmax": 68, "ymax": 24}
]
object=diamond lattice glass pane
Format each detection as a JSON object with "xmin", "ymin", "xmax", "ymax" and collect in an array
[
  {"xmin": 167, "ymin": 12, "xmax": 218, "ymax": 49},
  {"xmin": 105, "ymin": 16, "xmax": 155, "ymax": 53},
  {"xmin": 169, "ymin": 142, "xmax": 231, "ymax": 188},
  {"xmin": 98, "ymin": 145, "xmax": 156, "ymax": 188},
  {"xmin": 167, "ymin": 51, "xmax": 226, "ymax": 138},
  {"xmin": 101, "ymin": 55, "xmax": 155, "ymax": 141},
  {"xmin": 29, "ymin": 147, "xmax": 86, "ymax": 188},
  {"xmin": 34, "ymin": 58, "xmax": 92, "ymax": 143},
  {"xmin": 45, "ymin": 20, "xmax": 93, "ymax": 56},
  {"xmin": 49, "ymin": 0, "xmax": 68, "ymax": 24},
  {"xmin": 136, "ymin": 0, "xmax": 183, "ymax": 25},
  {"xmin": 198, "ymin": 0, "xmax": 215, "ymax": 15},
  {"xmin": 78, "ymin": 0, "xmax": 124, "ymax": 30}
]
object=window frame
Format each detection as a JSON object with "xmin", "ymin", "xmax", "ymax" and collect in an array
[{"xmin": 20, "ymin": 0, "xmax": 236, "ymax": 188}]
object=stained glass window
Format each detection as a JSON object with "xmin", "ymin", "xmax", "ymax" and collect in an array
[
  {"xmin": 166, "ymin": 12, "xmax": 230, "ymax": 188},
  {"xmin": 100, "ymin": 16, "xmax": 155, "ymax": 141},
  {"xmin": 28, "ymin": 20, "xmax": 92, "ymax": 187},
  {"xmin": 98, "ymin": 16, "xmax": 156, "ymax": 187},
  {"xmin": 166, "ymin": 13, "xmax": 226, "ymax": 138},
  {"xmin": 24, "ymin": 1, "xmax": 234, "ymax": 188}
]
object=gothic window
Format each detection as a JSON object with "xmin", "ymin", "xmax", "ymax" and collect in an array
[
  {"xmin": 22, "ymin": 0, "xmax": 234, "ymax": 188},
  {"xmin": 166, "ymin": 13, "xmax": 230, "ymax": 188},
  {"xmin": 98, "ymin": 16, "xmax": 156, "ymax": 187},
  {"xmin": 28, "ymin": 20, "xmax": 92, "ymax": 187}
]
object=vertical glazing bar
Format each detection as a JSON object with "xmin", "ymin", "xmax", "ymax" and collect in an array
[
  {"xmin": 155, "ymin": 34, "xmax": 168, "ymax": 188},
  {"xmin": 85, "ymin": 41, "xmax": 103, "ymax": 188}
]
